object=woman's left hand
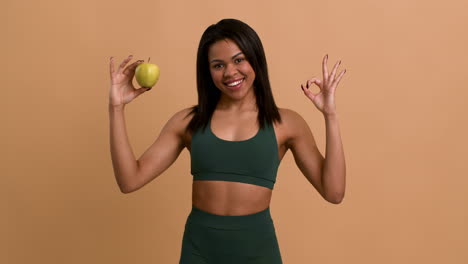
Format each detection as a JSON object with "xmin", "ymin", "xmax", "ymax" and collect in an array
[{"xmin": 301, "ymin": 54, "xmax": 346, "ymax": 116}]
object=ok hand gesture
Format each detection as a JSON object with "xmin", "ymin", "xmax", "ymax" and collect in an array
[{"xmin": 301, "ymin": 54, "xmax": 346, "ymax": 116}]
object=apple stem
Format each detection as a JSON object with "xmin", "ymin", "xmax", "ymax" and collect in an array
[{"xmin": 148, "ymin": 57, "xmax": 151, "ymax": 63}]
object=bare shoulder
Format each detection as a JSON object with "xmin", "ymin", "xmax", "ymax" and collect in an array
[
  {"xmin": 171, "ymin": 107, "xmax": 195, "ymax": 125},
  {"xmin": 168, "ymin": 107, "xmax": 195, "ymax": 129},
  {"xmin": 279, "ymin": 107, "xmax": 310, "ymax": 128},
  {"xmin": 277, "ymin": 107, "xmax": 311, "ymax": 148},
  {"xmin": 278, "ymin": 107, "xmax": 303, "ymax": 122},
  {"xmin": 168, "ymin": 107, "xmax": 195, "ymax": 147}
]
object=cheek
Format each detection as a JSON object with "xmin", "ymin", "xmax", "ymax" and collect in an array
[
  {"xmin": 210, "ymin": 70, "xmax": 221, "ymax": 82},
  {"xmin": 246, "ymin": 67, "xmax": 255, "ymax": 81},
  {"xmin": 243, "ymin": 64, "xmax": 255, "ymax": 76}
]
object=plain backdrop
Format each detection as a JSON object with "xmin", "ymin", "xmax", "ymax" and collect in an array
[{"xmin": 4, "ymin": 0, "xmax": 468, "ymax": 263}]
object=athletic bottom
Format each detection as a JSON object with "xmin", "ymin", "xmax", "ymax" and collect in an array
[{"xmin": 178, "ymin": 205, "xmax": 283, "ymax": 264}]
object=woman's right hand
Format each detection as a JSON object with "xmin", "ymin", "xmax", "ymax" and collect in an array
[{"xmin": 109, "ymin": 55, "xmax": 151, "ymax": 107}]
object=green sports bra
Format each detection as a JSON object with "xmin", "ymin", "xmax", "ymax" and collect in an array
[{"xmin": 190, "ymin": 116, "xmax": 280, "ymax": 189}]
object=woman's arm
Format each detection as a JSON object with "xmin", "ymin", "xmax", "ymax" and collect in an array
[
  {"xmin": 287, "ymin": 109, "xmax": 346, "ymax": 204},
  {"xmin": 109, "ymin": 104, "xmax": 139, "ymax": 193},
  {"xmin": 295, "ymin": 54, "xmax": 347, "ymax": 203},
  {"xmin": 322, "ymin": 113, "xmax": 346, "ymax": 203},
  {"xmin": 109, "ymin": 105, "xmax": 188, "ymax": 194}
]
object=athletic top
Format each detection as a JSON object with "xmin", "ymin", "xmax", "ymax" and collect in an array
[{"xmin": 190, "ymin": 116, "xmax": 280, "ymax": 189}]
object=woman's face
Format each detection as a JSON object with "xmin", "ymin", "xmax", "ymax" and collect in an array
[{"xmin": 207, "ymin": 38, "xmax": 256, "ymax": 101}]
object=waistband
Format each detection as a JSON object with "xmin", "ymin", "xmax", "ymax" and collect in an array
[{"xmin": 186, "ymin": 205, "xmax": 273, "ymax": 230}]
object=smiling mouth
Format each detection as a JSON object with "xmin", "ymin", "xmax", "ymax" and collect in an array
[{"xmin": 224, "ymin": 78, "xmax": 244, "ymax": 87}]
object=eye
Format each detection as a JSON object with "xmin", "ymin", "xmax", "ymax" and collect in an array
[
  {"xmin": 213, "ymin": 64, "xmax": 223, "ymax": 69},
  {"xmin": 235, "ymin": 58, "xmax": 244, "ymax": 63}
]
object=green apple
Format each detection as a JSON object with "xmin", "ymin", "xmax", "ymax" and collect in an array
[{"xmin": 135, "ymin": 58, "xmax": 160, "ymax": 88}]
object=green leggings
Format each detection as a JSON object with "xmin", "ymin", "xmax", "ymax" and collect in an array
[{"xmin": 179, "ymin": 205, "xmax": 283, "ymax": 264}]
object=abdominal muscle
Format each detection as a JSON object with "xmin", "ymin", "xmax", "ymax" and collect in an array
[{"xmin": 192, "ymin": 180, "xmax": 273, "ymax": 216}]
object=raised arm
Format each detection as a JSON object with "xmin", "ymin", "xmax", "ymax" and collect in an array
[
  {"xmin": 108, "ymin": 55, "xmax": 189, "ymax": 193},
  {"xmin": 109, "ymin": 104, "xmax": 139, "ymax": 193},
  {"xmin": 108, "ymin": 54, "xmax": 152, "ymax": 193},
  {"xmin": 297, "ymin": 54, "xmax": 347, "ymax": 203},
  {"xmin": 109, "ymin": 106, "xmax": 190, "ymax": 193},
  {"xmin": 285, "ymin": 109, "xmax": 326, "ymax": 200},
  {"xmin": 132, "ymin": 108, "xmax": 191, "ymax": 193}
]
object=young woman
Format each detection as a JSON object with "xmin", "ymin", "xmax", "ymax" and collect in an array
[{"xmin": 109, "ymin": 18, "xmax": 346, "ymax": 264}]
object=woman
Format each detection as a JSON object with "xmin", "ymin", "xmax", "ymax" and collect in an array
[{"xmin": 109, "ymin": 18, "xmax": 346, "ymax": 264}]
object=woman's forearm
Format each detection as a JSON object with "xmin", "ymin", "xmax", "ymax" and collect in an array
[
  {"xmin": 322, "ymin": 113, "xmax": 346, "ymax": 203},
  {"xmin": 109, "ymin": 104, "xmax": 138, "ymax": 193}
]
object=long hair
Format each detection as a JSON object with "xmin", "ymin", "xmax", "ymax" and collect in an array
[{"xmin": 185, "ymin": 18, "xmax": 282, "ymax": 136}]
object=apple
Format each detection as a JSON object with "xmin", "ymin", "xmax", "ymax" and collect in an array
[{"xmin": 135, "ymin": 57, "xmax": 160, "ymax": 88}]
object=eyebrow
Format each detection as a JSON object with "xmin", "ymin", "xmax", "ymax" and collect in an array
[{"xmin": 209, "ymin": 52, "xmax": 243, "ymax": 64}]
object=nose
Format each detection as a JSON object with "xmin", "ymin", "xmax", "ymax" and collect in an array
[{"xmin": 223, "ymin": 63, "xmax": 238, "ymax": 78}]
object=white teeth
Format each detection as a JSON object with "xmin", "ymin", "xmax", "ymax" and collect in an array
[{"xmin": 226, "ymin": 79, "xmax": 243, "ymax": 87}]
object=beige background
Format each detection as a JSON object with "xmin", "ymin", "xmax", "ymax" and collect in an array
[{"xmin": 4, "ymin": 0, "xmax": 468, "ymax": 263}]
